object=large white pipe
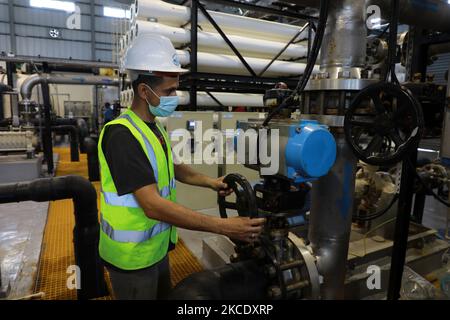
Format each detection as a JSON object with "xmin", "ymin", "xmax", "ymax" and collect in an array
[
  {"xmin": 177, "ymin": 91, "xmax": 263, "ymax": 107},
  {"xmin": 120, "ymin": 89, "xmax": 264, "ymax": 107},
  {"xmin": 175, "ymin": 50, "xmax": 317, "ymax": 77},
  {"xmin": 133, "ymin": 21, "xmax": 308, "ymax": 60},
  {"xmin": 134, "ymin": 0, "xmax": 308, "ymax": 42}
]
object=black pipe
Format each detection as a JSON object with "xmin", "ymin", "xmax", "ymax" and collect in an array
[
  {"xmin": 0, "ymin": 118, "xmax": 11, "ymax": 127},
  {"xmin": 49, "ymin": 125, "xmax": 80, "ymax": 162},
  {"xmin": 76, "ymin": 118, "xmax": 89, "ymax": 154},
  {"xmin": 387, "ymin": 150, "xmax": 418, "ymax": 300},
  {"xmin": 84, "ymin": 137, "xmax": 100, "ymax": 182},
  {"xmin": 412, "ymin": 191, "xmax": 427, "ymax": 224},
  {"xmin": 171, "ymin": 260, "xmax": 268, "ymax": 300},
  {"xmin": 6, "ymin": 62, "xmax": 15, "ymax": 88},
  {"xmin": 190, "ymin": 0, "xmax": 198, "ymax": 112},
  {"xmin": 0, "ymin": 175, "xmax": 109, "ymax": 300},
  {"xmin": 40, "ymin": 82, "xmax": 54, "ymax": 174}
]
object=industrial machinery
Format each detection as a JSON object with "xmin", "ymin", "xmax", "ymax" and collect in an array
[
  {"xmin": 0, "ymin": 71, "xmax": 119, "ymax": 178},
  {"xmin": 173, "ymin": 0, "xmax": 450, "ymax": 300}
]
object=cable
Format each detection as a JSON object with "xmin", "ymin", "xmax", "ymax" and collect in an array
[
  {"xmin": 385, "ymin": 0, "xmax": 400, "ymax": 84},
  {"xmin": 407, "ymin": 159, "xmax": 450, "ymax": 208},
  {"xmin": 353, "ymin": 193, "xmax": 399, "ymax": 222},
  {"xmin": 262, "ymin": 0, "xmax": 330, "ymax": 127}
]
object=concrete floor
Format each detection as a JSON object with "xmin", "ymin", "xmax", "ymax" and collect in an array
[{"xmin": 0, "ymin": 201, "xmax": 48, "ymax": 299}]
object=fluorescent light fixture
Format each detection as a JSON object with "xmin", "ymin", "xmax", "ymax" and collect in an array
[
  {"xmin": 417, "ymin": 148, "xmax": 438, "ymax": 153},
  {"xmin": 30, "ymin": 0, "xmax": 75, "ymax": 12},
  {"xmin": 103, "ymin": 6, "xmax": 131, "ymax": 19}
]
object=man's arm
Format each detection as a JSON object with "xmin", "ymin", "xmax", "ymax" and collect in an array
[
  {"xmin": 174, "ymin": 163, "xmax": 232, "ymax": 196},
  {"xmin": 174, "ymin": 163, "xmax": 212, "ymax": 188},
  {"xmin": 134, "ymin": 184, "xmax": 265, "ymax": 243}
]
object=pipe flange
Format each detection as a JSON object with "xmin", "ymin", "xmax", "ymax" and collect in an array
[
  {"xmin": 288, "ymin": 232, "xmax": 321, "ymax": 299},
  {"xmin": 305, "ymin": 79, "xmax": 377, "ymax": 91}
]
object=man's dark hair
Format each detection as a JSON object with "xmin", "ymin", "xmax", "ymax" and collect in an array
[{"xmin": 132, "ymin": 74, "xmax": 164, "ymax": 95}]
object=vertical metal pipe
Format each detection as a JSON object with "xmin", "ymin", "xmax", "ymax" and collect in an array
[
  {"xmin": 387, "ymin": 152, "xmax": 417, "ymax": 300},
  {"xmin": 319, "ymin": 0, "xmax": 366, "ymax": 78},
  {"xmin": 309, "ymin": 135, "xmax": 357, "ymax": 299},
  {"xmin": 8, "ymin": 0, "xmax": 16, "ymax": 55},
  {"xmin": 90, "ymin": 1, "xmax": 96, "ymax": 61},
  {"xmin": 412, "ymin": 191, "xmax": 426, "ymax": 224},
  {"xmin": 40, "ymin": 82, "xmax": 54, "ymax": 174},
  {"xmin": 6, "ymin": 62, "xmax": 14, "ymax": 88},
  {"xmin": 190, "ymin": 0, "xmax": 198, "ymax": 112}
]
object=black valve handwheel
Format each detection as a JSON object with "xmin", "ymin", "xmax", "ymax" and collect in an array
[
  {"xmin": 344, "ymin": 82, "xmax": 424, "ymax": 166},
  {"xmin": 218, "ymin": 173, "xmax": 259, "ymax": 219}
]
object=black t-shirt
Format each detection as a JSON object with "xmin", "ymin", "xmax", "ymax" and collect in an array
[
  {"xmin": 101, "ymin": 121, "xmax": 168, "ymax": 196},
  {"xmin": 101, "ymin": 121, "xmax": 173, "ymax": 272}
]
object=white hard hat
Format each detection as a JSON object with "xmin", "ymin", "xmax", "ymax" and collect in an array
[{"xmin": 123, "ymin": 34, "xmax": 188, "ymax": 76}]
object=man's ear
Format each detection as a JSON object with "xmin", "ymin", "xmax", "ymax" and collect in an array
[{"xmin": 137, "ymin": 83, "xmax": 148, "ymax": 101}]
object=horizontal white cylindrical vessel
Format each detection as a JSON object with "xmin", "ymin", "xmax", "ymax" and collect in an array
[
  {"xmin": 176, "ymin": 50, "xmax": 317, "ymax": 77},
  {"xmin": 177, "ymin": 91, "xmax": 264, "ymax": 107},
  {"xmin": 120, "ymin": 89, "xmax": 263, "ymax": 107},
  {"xmin": 134, "ymin": 0, "xmax": 308, "ymax": 42},
  {"xmin": 133, "ymin": 21, "xmax": 308, "ymax": 60}
]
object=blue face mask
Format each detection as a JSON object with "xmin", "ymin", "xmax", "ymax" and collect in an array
[{"xmin": 144, "ymin": 84, "xmax": 179, "ymax": 117}]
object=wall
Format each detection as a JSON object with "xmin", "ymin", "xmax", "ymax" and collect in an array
[{"xmin": 0, "ymin": 0, "xmax": 131, "ymax": 63}]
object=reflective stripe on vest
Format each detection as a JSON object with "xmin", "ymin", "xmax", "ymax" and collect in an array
[
  {"xmin": 101, "ymin": 214, "xmax": 171, "ymax": 243},
  {"xmin": 119, "ymin": 114, "xmax": 159, "ymax": 183},
  {"xmin": 102, "ymin": 178, "xmax": 176, "ymax": 208}
]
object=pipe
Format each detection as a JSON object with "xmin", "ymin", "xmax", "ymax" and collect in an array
[
  {"xmin": 84, "ymin": 137, "xmax": 100, "ymax": 182},
  {"xmin": 175, "ymin": 50, "xmax": 317, "ymax": 77},
  {"xmin": 177, "ymin": 91, "xmax": 264, "ymax": 107},
  {"xmin": 50, "ymin": 125, "xmax": 80, "ymax": 162},
  {"xmin": 133, "ymin": 21, "xmax": 308, "ymax": 60},
  {"xmin": 120, "ymin": 89, "xmax": 264, "ymax": 107},
  {"xmin": 76, "ymin": 118, "xmax": 89, "ymax": 154},
  {"xmin": 171, "ymin": 260, "xmax": 268, "ymax": 300},
  {"xmin": 6, "ymin": 62, "xmax": 14, "ymax": 88},
  {"xmin": 40, "ymin": 81, "xmax": 54, "ymax": 174},
  {"xmin": 134, "ymin": 0, "xmax": 309, "ymax": 42},
  {"xmin": 319, "ymin": 0, "xmax": 367, "ymax": 78},
  {"xmin": 0, "ymin": 175, "xmax": 109, "ymax": 300},
  {"xmin": 308, "ymin": 136, "xmax": 357, "ymax": 299},
  {"xmin": 289, "ymin": 0, "xmax": 450, "ymax": 33},
  {"xmin": 20, "ymin": 74, "xmax": 120, "ymax": 102}
]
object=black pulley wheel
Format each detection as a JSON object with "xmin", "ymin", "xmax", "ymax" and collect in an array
[
  {"xmin": 218, "ymin": 173, "xmax": 258, "ymax": 219},
  {"xmin": 344, "ymin": 82, "xmax": 424, "ymax": 166}
]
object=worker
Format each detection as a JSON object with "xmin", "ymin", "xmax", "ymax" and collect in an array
[
  {"xmin": 98, "ymin": 34, "xmax": 266, "ymax": 300},
  {"xmin": 103, "ymin": 102, "xmax": 114, "ymax": 124}
]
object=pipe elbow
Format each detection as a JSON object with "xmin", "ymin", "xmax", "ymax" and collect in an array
[
  {"xmin": 20, "ymin": 73, "xmax": 47, "ymax": 101},
  {"xmin": 84, "ymin": 137, "xmax": 98, "ymax": 153}
]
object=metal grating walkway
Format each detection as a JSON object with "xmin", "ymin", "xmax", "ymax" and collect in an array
[{"xmin": 34, "ymin": 147, "xmax": 202, "ymax": 299}]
